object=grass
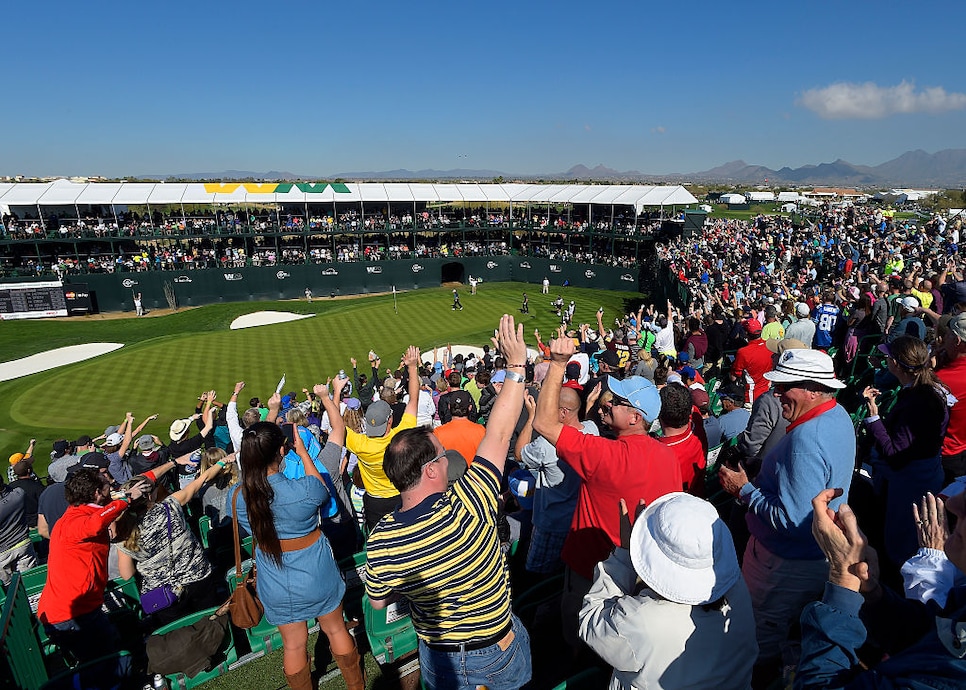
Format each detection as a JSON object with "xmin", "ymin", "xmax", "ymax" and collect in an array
[{"xmin": 0, "ymin": 283, "xmax": 642, "ymax": 474}]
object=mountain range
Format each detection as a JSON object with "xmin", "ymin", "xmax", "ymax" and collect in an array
[{"xmin": 153, "ymin": 149, "xmax": 966, "ymax": 188}]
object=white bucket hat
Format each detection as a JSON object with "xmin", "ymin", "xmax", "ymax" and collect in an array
[
  {"xmin": 629, "ymin": 493, "xmax": 741, "ymax": 606},
  {"xmin": 763, "ymin": 348, "xmax": 846, "ymax": 389}
]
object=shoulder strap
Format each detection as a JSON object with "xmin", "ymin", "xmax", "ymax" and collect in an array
[
  {"xmin": 231, "ymin": 486, "xmax": 243, "ymax": 578},
  {"xmin": 162, "ymin": 501, "xmax": 175, "ymax": 572}
]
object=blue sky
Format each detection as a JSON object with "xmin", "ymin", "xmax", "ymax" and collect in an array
[{"xmin": 4, "ymin": 0, "xmax": 964, "ymax": 178}]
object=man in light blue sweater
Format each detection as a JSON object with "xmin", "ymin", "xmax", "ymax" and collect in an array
[{"xmin": 719, "ymin": 348, "xmax": 855, "ymax": 686}]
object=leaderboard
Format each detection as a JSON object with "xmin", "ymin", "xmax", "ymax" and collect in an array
[{"xmin": 0, "ymin": 281, "xmax": 69, "ymax": 320}]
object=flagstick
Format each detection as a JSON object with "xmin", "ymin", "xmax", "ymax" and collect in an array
[{"xmin": 393, "ymin": 285, "xmax": 398, "ymax": 315}]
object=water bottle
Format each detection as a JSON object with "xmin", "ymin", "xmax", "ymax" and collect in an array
[
  {"xmin": 153, "ymin": 674, "xmax": 168, "ymax": 689},
  {"xmin": 338, "ymin": 369, "xmax": 348, "ymax": 380}
]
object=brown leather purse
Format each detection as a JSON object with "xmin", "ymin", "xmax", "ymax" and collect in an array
[{"xmin": 227, "ymin": 487, "xmax": 264, "ymax": 629}]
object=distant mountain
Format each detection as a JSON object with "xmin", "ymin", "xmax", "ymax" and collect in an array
[{"xmin": 146, "ymin": 149, "xmax": 966, "ymax": 187}]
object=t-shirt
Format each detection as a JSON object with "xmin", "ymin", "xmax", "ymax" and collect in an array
[
  {"xmin": 555, "ymin": 426, "xmax": 682, "ymax": 580},
  {"xmin": 732, "ymin": 339, "xmax": 774, "ymax": 403},
  {"xmin": 116, "ymin": 496, "xmax": 211, "ymax": 591},
  {"xmin": 7, "ymin": 478, "xmax": 44, "ymax": 528},
  {"xmin": 365, "ymin": 458, "xmax": 511, "ymax": 643},
  {"xmin": 658, "ymin": 425, "xmax": 707, "ymax": 496},
  {"xmin": 938, "ymin": 356, "xmax": 966, "ymax": 457},
  {"xmin": 37, "ymin": 482, "xmax": 69, "ymax": 534},
  {"xmin": 0, "ymin": 486, "xmax": 29, "ymax": 551},
  {"xmin": 520, "ymin": 421, "xmax": 598, "ymax": 531},
  {"xmin": 433, "ymin": 417, "xmax": 486, "ymax": 467},
  {"xmin": 346, "ymin": 413, "xmax": 416, "ymax": 498},
  {"xmin": 760, "ymin": 321, "xmax": 785, "ymax": 341}
]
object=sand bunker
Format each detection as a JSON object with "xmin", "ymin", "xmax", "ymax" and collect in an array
[
  {"xmin": 229, "ymin": 311, "xmax": 315, "ymax": 330},
  {"xmin": 420, "ymin": 345, "xmax": 539, "ymax": 366},
  {"xmin": 0, "ymin": 343, "xmax": 124, "ymax": 382}
]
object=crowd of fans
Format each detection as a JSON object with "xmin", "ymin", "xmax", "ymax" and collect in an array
[{"xmin": 5, "ymin": 202, "xmax": 966, "ymax": 688}]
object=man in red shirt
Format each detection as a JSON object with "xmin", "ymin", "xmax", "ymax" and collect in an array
[
  {"xmin": 658, "ymin": 383, "xmax": 707, "ymax": 496},
  {"xmin": 732, "ymin": 318, "xmax": 773, "ymax": 404},
  {"xmin": 938, "ymin": 313, "xmax": 966, "ymax": 483},
  {"xmin": 534, "ymin": 331, "xmax": 681, "ymax": 653},
  {"xmin": 37, "ymin": 468, "xmax": 147, "ymax": 664}
]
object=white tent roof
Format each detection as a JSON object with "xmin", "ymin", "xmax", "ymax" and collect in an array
[{"xmin": 0, "ymin": 181, "xmax": 697, "ymax": 210}]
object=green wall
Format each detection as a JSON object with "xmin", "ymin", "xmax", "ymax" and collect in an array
[{"xmin": 7, "ymin": 258, "xmax": 641, "ymax": 314}]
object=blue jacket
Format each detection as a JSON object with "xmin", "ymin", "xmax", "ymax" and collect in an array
[{"xmin": 796, "ymin": 583, "xmax": 966, "ymax": 689}]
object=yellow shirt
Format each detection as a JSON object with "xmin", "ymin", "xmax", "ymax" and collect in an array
[
  {"xmin": 761, "ymin": 321, "xmax": 785, "ymax": 341},
  {"xmin": 910, "ymin": 288, "xmax": 933, "ymax": 310},
  {"xmin": 346, "ymin": 413, "xmax": 416, "ymax": 498}
]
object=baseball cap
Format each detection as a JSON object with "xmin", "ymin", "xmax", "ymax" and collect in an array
[
  {"xmin": 795, "ymin": 303, "xmax": 810, "ymax": 318},
  {"xmin": 74, "ymin": 435, "xmax": 93, "ymax": 447},
  {"xmin": 344, "ymin": 397, "xmax": 361, "ymax": 410},
  {"xmin": 606, "ymin": 375, "xmax": 662, "ymax": 422},
  {"xmin": 690, "ymin": 388, "xmax": 711, "ymax": 410},
  {"xmin": 365, "ymin": 400, "xmax": 392, "ymax": 438},
  {"xmin": 449, "ymin": 390, "xmax": 473, "ymax": 415},
  {"xmin": 8, "ymin": 452, "xmax": 25, "ymax": 465},
  {"xmin": 596, "ymin": 349, "xmax": 621, "ymax": 368},
  {"xmin": 78, "ymin": 451, "xmax": 110, "ymax": 471},
  {"xmin": 565, "ymin": 362, "xmax": 581, "ymax": 380},
  {"xmin": 52, "ymin": 440, "xmax": 70, "ymax": 458},
  {"xmin": 744, "ymin": 319, "xmax": 763, "ymax": 335},
  {"xmin": 897, "ymin": 295, "xmax": 920, "ymax": 313},
  {"xmin": 101, "ymin": 433, "xmax": 124, "ymax": 447}
]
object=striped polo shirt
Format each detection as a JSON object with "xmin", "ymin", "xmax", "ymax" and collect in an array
[{"xmin": 364, "ymin": 458, "xmax": 511, "ymax": 643}]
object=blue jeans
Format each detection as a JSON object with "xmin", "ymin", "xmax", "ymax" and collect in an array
[
  {"xmin": 44, "ymin": 607, "xmax": 122, "ymax": 664},
  {"xmin": 418, "ymin": 614, "xmax": 532, "ymax": 690}
]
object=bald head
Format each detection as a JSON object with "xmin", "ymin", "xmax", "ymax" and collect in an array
[{"xmin": 559, "ymin": 387, "xmax": 582, "ymax": 426}]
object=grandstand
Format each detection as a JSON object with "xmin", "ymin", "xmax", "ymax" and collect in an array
[{"xmin": 0, "ymin": 181, "xmax": 697, "ymax": 314}]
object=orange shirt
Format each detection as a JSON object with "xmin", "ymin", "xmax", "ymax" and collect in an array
[{"xmin": 433, "ymin": 417, "xmax": 486, "ymax": 465}]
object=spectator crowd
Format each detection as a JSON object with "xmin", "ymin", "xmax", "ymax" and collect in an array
[{"xmin": 3, "ymin": 202, "xmax": 966, "ymax": 689}]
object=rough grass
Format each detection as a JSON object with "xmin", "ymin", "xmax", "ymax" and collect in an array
[{"xmin": 0, "ymin": 283, "xmax": 642, "ymax": 474}]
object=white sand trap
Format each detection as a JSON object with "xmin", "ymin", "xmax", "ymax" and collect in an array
[
  {"xmin": 421, "ymin": 345, "xmax": 539, "ymax": 365},
  {"xmin": 230, "ymin": 311, "xmax": 315, "ymax": 330},
  {"xmin": 0, "ymin": 343, "xmax": 124, "ymax": 382}
]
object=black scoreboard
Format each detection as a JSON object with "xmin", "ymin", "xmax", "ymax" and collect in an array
[{"xmin": 0, "ymin": 281, "xmax": 71, "ymax": 320}]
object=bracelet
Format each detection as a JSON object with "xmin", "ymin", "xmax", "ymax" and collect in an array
[
  {"xmin": 504, "ymin": 370, "xmax": 525, "ymax": 384},
  {"xmin": 216, "ymin": 460, "xmax": 227, "ymax": 468},
  {"xmin": 507, "ymin": 364, "xmax": 526, "ymax": 369}
]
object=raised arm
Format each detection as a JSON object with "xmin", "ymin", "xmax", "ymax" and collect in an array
[
  {"xmin": 514, "ymin": 393, "xmax": 537, "ymax": 463},
  {"xmin": 402, "ymin": 346, "xmax": 421, "ymax": 418},
  {"xmin": 475, "ymin": 315, "xmax": 527, "ymax": 475},
  {"xmin": 170, "ymin": 453, "xmax": 237, "ymax": 506},
  {"xmin": 316, "ymin": 378, "xmax": 348, "ymax": 447},
  {"xmin": 533, "ymin": 327, "xmax": 575, "ymax": 446}
]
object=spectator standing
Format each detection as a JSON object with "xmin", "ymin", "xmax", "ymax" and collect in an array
[
  {"xmin": 579, "ymin": 494, "xmax": 757, "ymax": 689},
  {"xmin": 534, "ymin": 331, "xmax": 682, "ymax": 653},
  {"xmin": 938, "ymin": 313, "xmax": 966, "ymax": 483},
  {"xmin": 785, "ymin": 303, "xmax": 816, "ymax": 346},
  {"xmin": 7, "ymin": 460, "xmax": 44, "ymax": 528},
  {"xmin": 345, "ymin": 347, "xmax": 421, "ymax": 531},
  {"xmin": 233, "ymin": 401, "xmax": 363, "ymax": 690},
  {"xmin": 516, "ymin": 388, "xmax": 597, "ymax": 576},
  {"xmin": 732, "ymin": 319, "xmax": 772, "ymax": 404},
  {"xmin": 433, "ymin": 390, "xmax": 485, "ymax": 467},
  {"xmin": 718, "ymin": 349, "xmax": 854, "ymax": 685},
  {"xmin": 0, "ymin": 473, "xmax": 36, "ymax": 584},
  {"xmin": 365, "ymin": 315, "xmax": 532, "ymax": 690}
]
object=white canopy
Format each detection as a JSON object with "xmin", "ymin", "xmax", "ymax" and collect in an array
[{"xmin": 0, "ymin": 181, "xmax": 697, "ymax": 212}]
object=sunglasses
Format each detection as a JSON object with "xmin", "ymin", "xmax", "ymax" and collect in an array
[
  {"xmin": 771, "ymin": 382, "xmax": 811, "ymax": 393},
  {"xmin": 601, "ymin": 399, "xmax": 634, "ymax": 414}
]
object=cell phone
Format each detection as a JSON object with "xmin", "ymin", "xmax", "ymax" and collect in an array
[
  {"xmin": 281, "ymin": 423, "xmax": 296, "ymax": 447},
  {"xmin": 275, "ymin": 374, "xmax": 286, "ymax": 395}
]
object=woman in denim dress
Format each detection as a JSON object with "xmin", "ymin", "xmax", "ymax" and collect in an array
[{"xmin": 233, "ymin": 386, "xmax": 363, "ymax": 690}]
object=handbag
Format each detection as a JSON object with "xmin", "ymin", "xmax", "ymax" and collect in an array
[
  {"xmin": 141, "ymin": 503, "xmax": 180, "ymax": 615},
  {"xmin": 228, "ymin": 487, "xmax": 264, "ymax": 629}
]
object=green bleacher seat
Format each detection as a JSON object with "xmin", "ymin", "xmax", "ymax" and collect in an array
[{"xmin": 363, "ymin": 595, "xmax": 418, "ymax": 666}]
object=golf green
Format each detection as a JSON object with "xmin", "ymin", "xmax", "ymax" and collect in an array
[{"xmin": 0, "ymin": 283, "xmax": 644, "ymax": 474}]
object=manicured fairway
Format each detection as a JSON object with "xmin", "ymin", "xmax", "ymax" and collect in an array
[{"xmin": 0, "ymin": 283, "xmax": 643, "ymax": 473}]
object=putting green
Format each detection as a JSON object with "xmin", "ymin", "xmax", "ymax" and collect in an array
[{"xmin": 0, "ymin": 283, "xmax": 643, "ymax": 473}]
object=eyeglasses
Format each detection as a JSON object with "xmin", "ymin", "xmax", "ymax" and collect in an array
[{"xmin": 421, "ymin": 451, "xmax": 447, "ymax": 467}]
